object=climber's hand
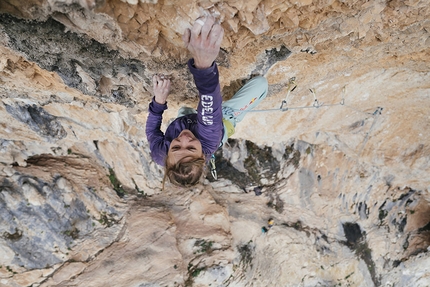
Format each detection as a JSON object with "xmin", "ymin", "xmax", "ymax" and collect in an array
[
  {"xmin": 152, "ymin": 74, "xmax": 171, "ymax": 105},
  {"xmin": 182, "ymin": 16, "xmax": 224, "ymax": 69}
]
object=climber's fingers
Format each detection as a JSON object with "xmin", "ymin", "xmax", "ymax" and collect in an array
[
  {"xmin": 200, "ymin": 16, "xmax": 215, "ymax": 40},
  {"xmin": 152, "ymin": 74, "xmax": 171, "ymax": 104},
  {"xmin": 182, "ymin": 28, "xmax": 191, "ymax": 48},
  {"xmin": 152, "ymin": 74, "xmax": 160, "ymax": 86},
  {"xmin": 209, "ymin": 24, "xmax": 224, "ymax": 47},
  {"xmin": 190, "ymin": 16, "xmax": 205, "ymax": 39},
  {"xmin": 183, "ymin": 15, "xmax": 223, "ymax": 68},
  {"xmin": 159, "ymin": 77, "xmax": 171, "ymax": 90},
  {"xmin": 153, "ymin": 74, "xmax": 169, "ymax": 86}
]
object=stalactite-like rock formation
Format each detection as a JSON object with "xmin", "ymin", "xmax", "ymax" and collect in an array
[{"xmin": 0, "ymin": 0, "xmax": 429, "ymax": 286}]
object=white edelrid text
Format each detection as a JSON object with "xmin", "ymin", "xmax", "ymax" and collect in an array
[{"xmin": 201, "ymin": 95, "xmax": 214, "ymax": 125}]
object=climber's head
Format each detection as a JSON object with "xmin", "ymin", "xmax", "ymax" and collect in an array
[{"xmin": 163, "ymin": 130, "xmax": 205, "ymax": 188}]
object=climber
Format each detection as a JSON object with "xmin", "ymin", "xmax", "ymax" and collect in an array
[{"xmin": 146, "ymin": 16, "xmax": 268, "ymax": 188}]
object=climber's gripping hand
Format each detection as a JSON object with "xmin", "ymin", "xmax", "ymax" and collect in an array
[
  {"xmin": 152, "ymin": 74, "xmax": 171, "ymax": 105},
  {"xmin": 182, "ymin": 16, "xmax": 224, "ymax": 69}
]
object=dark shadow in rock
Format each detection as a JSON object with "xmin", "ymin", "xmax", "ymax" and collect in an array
[
  {"xmin": 0, "ymin": 154, "xmax": 125, "ymax": 269},
  {"xmin": 5, "ymin": 103, "xmax": 67, "ymax": 142},
  {"xmin": 221, "ymin": 78, "xmax": 247, "ymax": 102},
  {"xmin": 251, "ymin": 45, "xmax": 291, "ymax": 76},
  {"xmin": 0, "ymin": 14, "xmax": 145, "ymax": 107},
  {"xmin": 244, "ymin": 140, "xmax": 280, "ymax": 184},
  {"xmin": 284, "ymin": 144, "xmax": 301, "ymax": 168},
  {"xmin": 342, "ymin": 222, "xmax": 380, "ymax": 286},
  {"xmin": 206, "ymin": 147, "xmax": 254, "ymax": 190},
  {"xmin": 207, "ymin": 138, "xmax": 281, "ymax": 189},
  {"xmin": 266, "ymin": 186, "xmax": 285, "ymax": 213},
  {"xmin": 343, "ymin": 222, "xmax": 363, "ymax": 245},
  {"xmin": 207, "ymin": 139, "xmax": 301, "ymax": 192}
]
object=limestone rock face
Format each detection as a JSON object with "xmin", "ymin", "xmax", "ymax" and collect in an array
[{"xmin": 0, "ymin": 0, "xmax": 429, "ymax": 286}]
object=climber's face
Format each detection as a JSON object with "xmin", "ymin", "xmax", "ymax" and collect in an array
[{"xmin": 167, "ymin": 130, "xmax": 203, "ymax": 164}]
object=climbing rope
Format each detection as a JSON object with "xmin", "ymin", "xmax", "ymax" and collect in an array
[
  {"xmin": 209, "ymin": 79, "xmax": 384, "ymax": 180},
  {"xmin": 241, "ymin": 82, "xmax": 374, "ymax": 116}
]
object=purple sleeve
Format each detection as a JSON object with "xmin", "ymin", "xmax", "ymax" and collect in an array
[
  {"xmin": 145, "ymin": 97, "xmax": 169, "ymax": 166},
  {"xmin": 188, "ymin": 59, "xmax": 223, "ymax": 156}
]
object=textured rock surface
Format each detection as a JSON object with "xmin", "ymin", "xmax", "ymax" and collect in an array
[{"xmin": 0, "ymin": 0, "xmax": 429, "ymax": 286}]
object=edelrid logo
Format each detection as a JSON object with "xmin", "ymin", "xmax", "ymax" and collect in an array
[{"xmin": 201, "ymin": 94, "xmax": 214, "ymax": 125}]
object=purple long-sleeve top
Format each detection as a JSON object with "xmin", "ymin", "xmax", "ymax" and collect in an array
[{"xmin": 145, "ymin": 59, "xmax": 223, "ymax": 166}]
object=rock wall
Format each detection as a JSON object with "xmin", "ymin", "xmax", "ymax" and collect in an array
[{"xmin": 0, "ymin": 0, "xmax": 429, "ymax": 286}]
